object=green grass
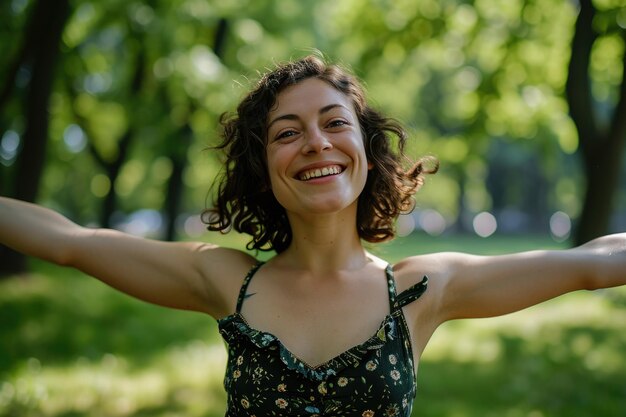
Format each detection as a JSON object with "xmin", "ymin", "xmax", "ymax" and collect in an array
[{"xmin": 1, "ymin": 233, "xmax": 625, "ymax": 417}]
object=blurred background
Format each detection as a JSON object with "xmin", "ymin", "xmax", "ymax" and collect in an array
[{"xmin": 1, "ymin": 0, "xmax": 625, "ymax": 416}]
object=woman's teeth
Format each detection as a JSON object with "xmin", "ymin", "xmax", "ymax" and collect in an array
[{"xmin": 299, "ymin": 165, "xmax": 342, "ymax": 181}]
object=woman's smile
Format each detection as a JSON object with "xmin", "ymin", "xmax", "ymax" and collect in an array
[{"xmin": 297, "ymin": 164, "xmax": 344, "ymax": 181}]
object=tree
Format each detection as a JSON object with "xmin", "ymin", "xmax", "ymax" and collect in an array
[
  {"xmin": 65, "ymin": 29, "xmax": 147, "ymax": 229},
  {"xmin": 0, "ymin": 0, "xmax": 71, "ymax": 275},
  {"xmin": 162, "ymin": 18, "xmax": 229, "ymax": 241},
  {"xmin": 566, "ymin": 0, "xmax": 626, "ymax": 244}
]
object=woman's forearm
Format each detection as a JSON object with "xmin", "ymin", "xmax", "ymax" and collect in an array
[{"xmin": 0, "ymin": 196, "xmax": 84, "ymax": 265}]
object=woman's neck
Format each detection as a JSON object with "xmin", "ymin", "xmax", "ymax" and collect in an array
[{"xmin": 277, "ymin": 210, "xmax": 370, "ymax": 273}]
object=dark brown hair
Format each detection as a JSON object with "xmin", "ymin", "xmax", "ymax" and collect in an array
[{"xmin": 204, "ymin": 55, "xmax": 437, "ymax": 253}]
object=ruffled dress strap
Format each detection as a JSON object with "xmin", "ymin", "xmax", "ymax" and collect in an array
[
  {"xmin": 385, "ymin": 264, "xmax": 428, "ymax": 311},
  {"xmin": 235, "ymin": 261, "xmax": 265, "ymax": 313}
]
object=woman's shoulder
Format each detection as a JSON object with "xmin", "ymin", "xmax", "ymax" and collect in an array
[
  {"xmin": 391, "ymin": 251, "xmax": 468, "ymax": 293},
  {"xmin": 194, "ymin": 244, "xmax": 259, "ymax": 273},
  {"xmin": 193, "ymin": 245, "xmax": 261, "ymax": 317}
]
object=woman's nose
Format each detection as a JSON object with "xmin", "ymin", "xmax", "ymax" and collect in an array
[{"xmin": 302, "ymin": 127, "xmax": 333, "ymax": 154}]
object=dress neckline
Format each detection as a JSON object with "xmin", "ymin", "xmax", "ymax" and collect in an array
[
  {"xmin": 220, "ymin": 263, "xmax": 413, "ymax": 377},
  {"xmin": 217, "ymin": 309, "xmax": 401, "ymax": 380}
]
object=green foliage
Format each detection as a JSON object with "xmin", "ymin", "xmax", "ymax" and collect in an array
[{"xmin": 2, "ymin": 0, "xmax": 625, "ymax": 230}]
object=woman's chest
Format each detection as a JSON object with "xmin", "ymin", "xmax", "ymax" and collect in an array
[
  {"xmin": 240, "ymin": 273, "xmax": 391, "ymax": 367},
  {"xmin": 221, "ymin": 316, "xmax": 416, "ymax": 417}
]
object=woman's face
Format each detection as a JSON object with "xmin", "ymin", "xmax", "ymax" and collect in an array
[{"xmin": 265, "ymin": 77, "xmax": 369, "ymax": 217}]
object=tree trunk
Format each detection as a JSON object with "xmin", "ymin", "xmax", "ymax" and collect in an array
[
  {"xmin": 566, "ymin": 0, "xmax": 626, "ymax": 245},
  {"xmin": 164, "ymin": 131, "xmax": 188, "ymax": 241},
  {"xmin": 162, "ymin": 18, "xmax": 229, "ymax": 240},
  {"xmin": 0, "ymin": 0, "xmax": 71, "ymax": 276},
  {"xmin": 97, "ymin": 127, "xmax": 136, "ymax": 228},
  {"xmin": 576, "ymin": 131, "xmax": 625, "ymax": 244}
]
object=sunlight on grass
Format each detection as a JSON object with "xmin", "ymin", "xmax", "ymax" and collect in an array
[
  {"xmin": 418, "ymin": 287, "xmax": 626, "ymax": 416},
  {"xmin": 3, "ymin": 342, "xmax": 228, "ymax": 417},
  {"xmin": 424, "ymin": 290, "xmax": 626, "ymax": 368}
]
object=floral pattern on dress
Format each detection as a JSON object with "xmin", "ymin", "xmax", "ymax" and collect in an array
[{"xmin": 217, "ymin": 263, "xmax": 428, "ymax": 416}]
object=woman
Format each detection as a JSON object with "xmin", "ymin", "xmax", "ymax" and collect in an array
[{"xmin": 1, "ymin": 55, "xmax": 625, "ymax": 416}]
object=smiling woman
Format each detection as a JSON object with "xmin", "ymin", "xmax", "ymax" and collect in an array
[
  {"xmin": 0, "ymin": 54, "xmax": 625, "ymax": 417},
  {"xmin": 207, "ymin": 56, "xmax": 437, "ymax": 253}
]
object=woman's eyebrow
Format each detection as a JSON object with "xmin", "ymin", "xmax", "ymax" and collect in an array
[
  {"xmin": 319, "ymin": 103, "xmax": 348, "ymax": 114},
  {"xmin": 267, "ymin": 103, "xmax": 349, "ymax": 130}
]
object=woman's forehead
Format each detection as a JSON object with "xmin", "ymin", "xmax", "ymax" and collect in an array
[{"xmin": 268, "ymin": 78, "xmax": 356, "ymax": 121}]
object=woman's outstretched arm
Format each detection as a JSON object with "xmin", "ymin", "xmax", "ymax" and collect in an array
[
  {"xmin": 399, "ymin": 233, "xmax": 626, "ymax": 324},
  {"xmin": 0, "ymin": 196, "xmax": 256, "ymax": 317}
]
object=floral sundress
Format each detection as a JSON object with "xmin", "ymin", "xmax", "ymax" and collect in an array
[{"xmin": 217, "ymin": 262, "xmax": 428, "ymax": 416}]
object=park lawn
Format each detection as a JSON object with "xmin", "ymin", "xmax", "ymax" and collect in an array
[{"xmin": 1, "ymin": 233, "xmax": 625, "ymax": 417}]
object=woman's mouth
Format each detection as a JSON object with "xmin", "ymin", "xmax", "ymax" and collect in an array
[{"xmin": 298, "ymin": 165, "xmax": 344, "ymax": 181}]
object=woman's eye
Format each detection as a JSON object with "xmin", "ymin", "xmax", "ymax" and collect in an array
[
  {"xmin": 328, "ymin": 119, "xmax": 348, "ymax": 128},
  {"xmin": 276, "ymin": 130, "xmax": 297, "ymax": 140}
]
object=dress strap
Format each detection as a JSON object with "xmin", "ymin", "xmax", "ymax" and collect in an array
[
  {"xmin": 395, "ymin": 276, "xmax": 428, "ymax": 309},
  {"xmin": 235, "ymin": 261, "xmax": 265, "ymax": 314},
  {"xmin": 385, "ymin": 264, "xmax": 428, "ymax": 311},
  {"xmin": 385, "ymin": 264, "xmax": 398, "ymax": 311}
]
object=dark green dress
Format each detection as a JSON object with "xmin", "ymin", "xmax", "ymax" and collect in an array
[{"xmin": 218, "ymin": 262, "xmax": 428, "ymax": 416}]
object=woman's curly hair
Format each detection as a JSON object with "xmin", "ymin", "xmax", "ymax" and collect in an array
[{"xmin": 204, "ymin": 55, "xmax": 437, "ymax": 253}]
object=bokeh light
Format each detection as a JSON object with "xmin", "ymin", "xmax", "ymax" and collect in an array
[
  {"xmin": 396, "ymin": 213, "xmax": 416, "ymax": 237},
  {"xmin": 419, "ymin": 209, "xmax": 447, "ymax": 236},
  {"xmin": 63, "ymin": 124, "xmax": 87, "ymax": 153},
  {"xmin": 0, "ymin": 130, "xmax": 20, "ymax": 165},
  {"xmin": 473, "ymin": 211, "xmax": 497, "ymax": 238},
  {"xmin": 550, "ymin": 211, "xmax": 572, "ymax": 242}
]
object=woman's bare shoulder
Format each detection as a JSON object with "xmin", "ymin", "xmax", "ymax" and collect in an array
[
  {"xmin": 391, "ymin": 252, "xmax": 463, "ymax": 291},
  {"xmin": 193, "ymin": 245, "xmax": 261, "ymax": 318}
]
